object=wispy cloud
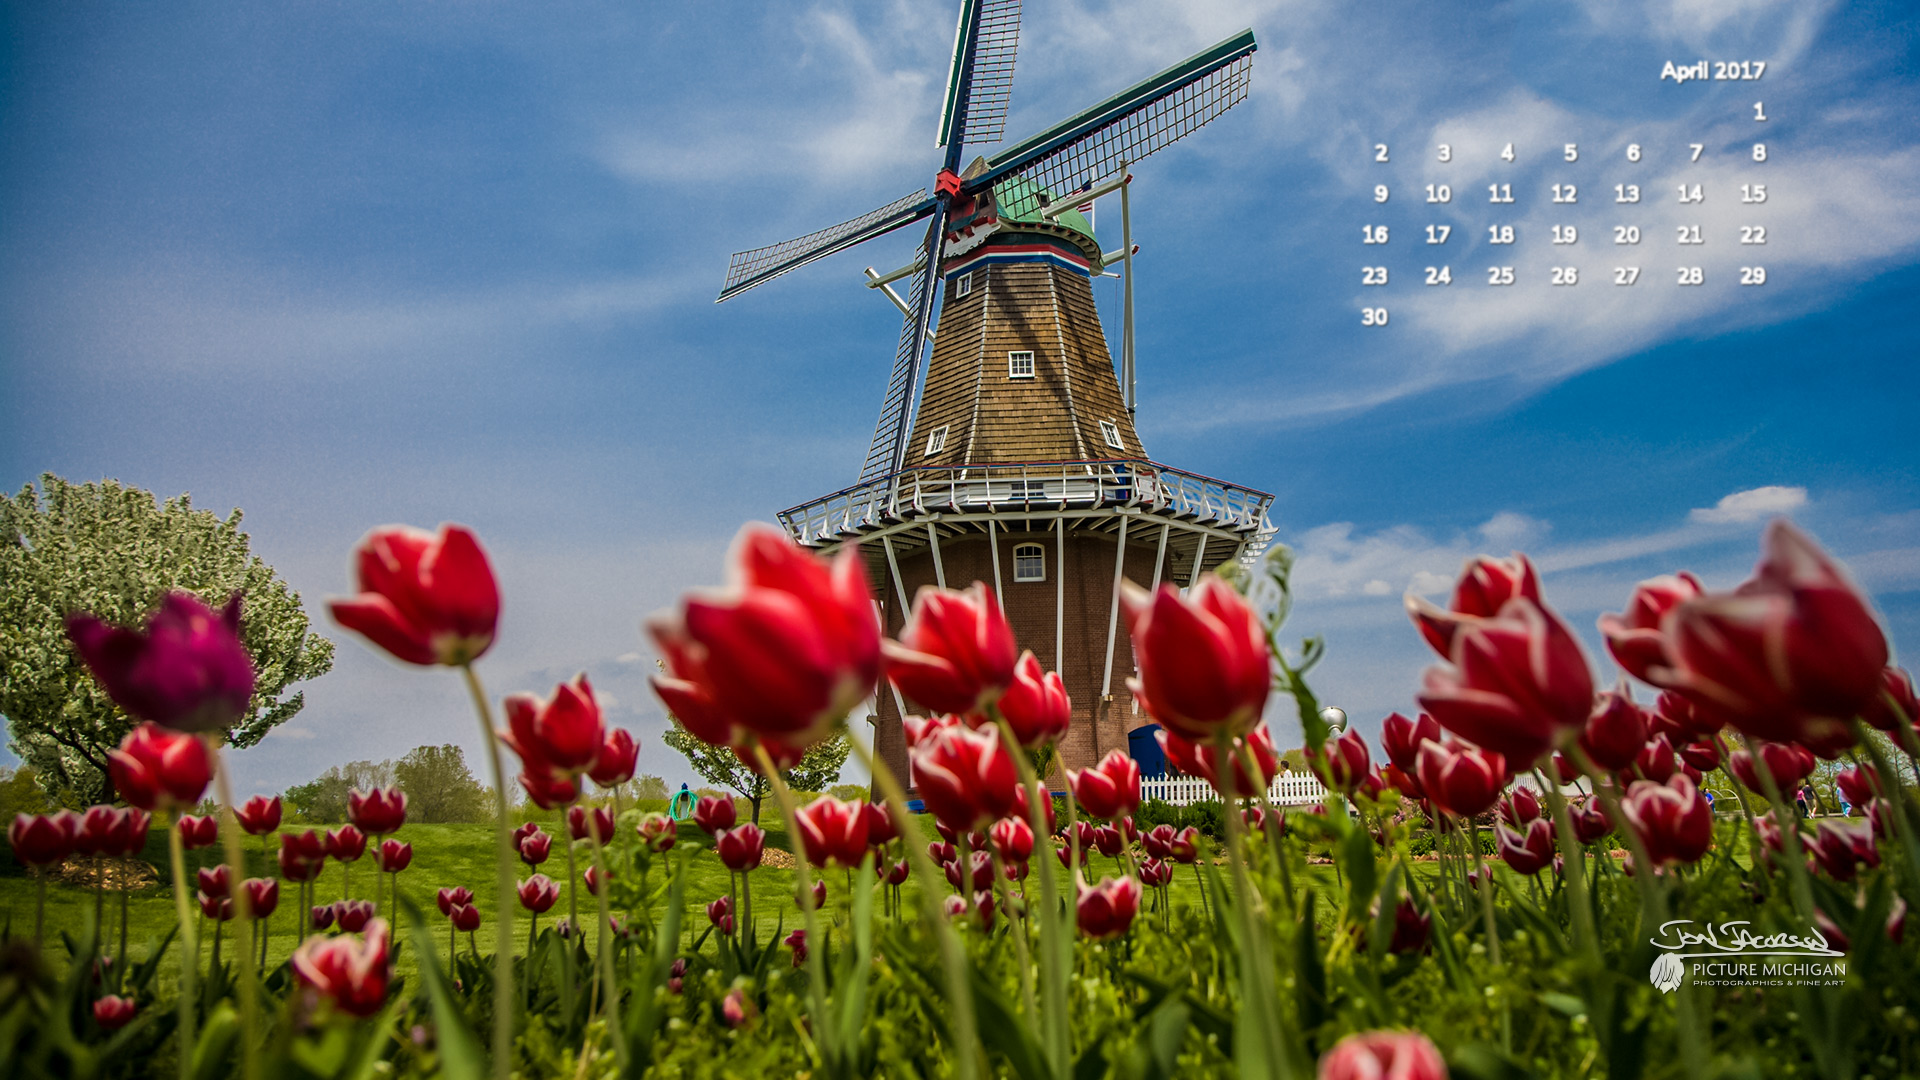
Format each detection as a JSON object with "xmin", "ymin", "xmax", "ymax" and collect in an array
[{"xmin": 1690, "ymin": 485, "xmax": 1807, "ymax": 523}]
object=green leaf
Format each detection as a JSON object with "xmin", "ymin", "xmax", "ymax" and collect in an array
[
  {"xmin": 189, "ymin": 1002, "xmax": 240, "ymax": 1080},
  {"xmin": 401, "ymin": 895, "xmax": 484, "ymax": 1080},
  {"xmin": 1340, "ymin": 827, "xmax": 1377, "ymax": 925},
  {"xmin": 1294, "ymin": 891, "xmax": 1327, "ymax": 1040},
  {"xmin": 1147, "ymin": 999, "xmax": 1191, "ymax": 1080},
  {"xmin": 970, "ymin": 964, "xmax": 1054, "ymax": 1080}
]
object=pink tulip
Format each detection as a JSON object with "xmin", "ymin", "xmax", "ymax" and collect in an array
[
  {"xmin": 1156, "ymin": 725, "xmax": 1279, "ymax": 800},
  {"xmin": 292, "ymin": 919, "xmax": 392, "ymax": 1017},
  {"xmin": 1496, "ymin": 818, "xmax": 1556, "ymax": 875},
  {"xmin": 794, "ymin": 795, "xmax": 869, "ymax": 868},
  {"xmin": 326, "ymin": 825, "xmax": 366, "ymax": 863},
  {"xmin": 436, "ymin": 886, "xmax": 474, "ymax": 916},
  {"xmin": 1581, "ymin": 688, "xmax": 1648, "ymax": 771},
  {"xmin": 376, "ymin": 839, "xmax": 413, "ymax": 873},
  {"xmin": 92, "ymin": 995, "xmax": 137, "ymax": 1030},
  {"xmin": 502, "ymin": 673, "xmax": 606, "ymax": 780},
  {"xmin": 693, "ymin": 795, "xmax": 736, "ymax": 836},
  {"xmin": 236, "ymin": 795, "xmax": 282, "ymax": 836},
  {"xmin": 336, "ymin": 899, "xmax": 375, "ymax": 933},
  {"xmin": 1728, "ymin": 741, "xmax": 1816, "ymax": 793},
  {"xmin": 1415, "ymin": 740, "xmax": 1505, "ymax": 818},
  {"xmin": 1316, "ymin": 1030, "xmax": 1448, "ymax": 1080},
  {"xmin": 1622, "ymin": 774, "xmax": 1713, "ymax": 865},
  {"xmin": 1306, "ymin": 729, "xmax": 1372, "ymax": 794},
  {"xmin": 10, "ymin": 813, "xmax": 77, "ymax": 866},
  {"xmin": 567, "ymin": 805, "xmax": 616, "ymax": 844},
  {"xmin": 989, "ymin": 815, "xmax": 1034, "ymax": 862},
  {"xmin": 1862, "ymin": 666, "xmax": 1918, "ymax": 732},
  {"xmin": 518, "ymin": 874, "xmax": 559, "ymax": 913},
  {"xmin": 517, "ymin": 828, "xmax": 552, "ymax": 867},
  {"xmin": 177, "ymin": 814, "xmax": 219, "ymax": 850},
  {"xmin": 912, "ymin": 724, "xmax": 1018, "ymax": 832}
]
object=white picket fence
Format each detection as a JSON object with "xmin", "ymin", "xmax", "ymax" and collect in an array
[{"xmin": 1139, "ymin": 772, "xmax": 1328, "ymax": 808}]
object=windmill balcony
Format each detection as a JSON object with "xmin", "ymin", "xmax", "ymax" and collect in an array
[{"xmin": 778, "ymin": 457, "xmax": 1274, "ymax": 554}]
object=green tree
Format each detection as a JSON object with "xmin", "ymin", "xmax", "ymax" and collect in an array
[
  {"xmin": 0, "ymin": 475, "xmax": 335, "ymax": 803},
  {"xmin": 659, "ymin": 725, "xmax": 852, "ymax": 825},
  {"xmin": 393, "ymin": 744, "xmax": 489, "ymax": 823},
  {"xmin": 283, "ymin": 759, "xmax": 393, "ymax": 824}
]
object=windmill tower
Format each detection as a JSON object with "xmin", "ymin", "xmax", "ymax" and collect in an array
[{"xmin": 716, "ymin": 1, "xmax": 1274, "ymax": 788}]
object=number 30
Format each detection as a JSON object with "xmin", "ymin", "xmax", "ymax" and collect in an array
[{"xmin": 1361, "ymin": 307, "xmax": 1389, "ymax": 326}]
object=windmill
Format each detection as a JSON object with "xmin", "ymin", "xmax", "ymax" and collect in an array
[{"xmin": 719, "ymin": 1, "xmax": 1276, "ymax": 788}]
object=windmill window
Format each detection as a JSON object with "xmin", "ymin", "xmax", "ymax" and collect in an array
[
  {"xmin": 924, "ymin": 425, "xmax": 949, "ymax": 456},
  {"xmin": 1013, "ymin": 543, "xmax": 1045, "ymax": 582},
  {"xmin": 1008, "ymin": 351, "xmax": 1035, "ymax": 379},
  {"xmin": 1099, "ymin": 420, "xmax": 1125, "ymax": 451},
  {"xmin": 955, "ymin": 274, "xmax": 972, "ymax": 298}
]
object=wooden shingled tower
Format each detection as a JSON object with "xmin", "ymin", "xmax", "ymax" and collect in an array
[{"xmin": 715, "ymin": 1, "xmax": 1274, "ymax": 788}]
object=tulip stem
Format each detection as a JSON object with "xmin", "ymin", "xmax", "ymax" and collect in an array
[
  {"xmin": 166, "ymin": 812, "xmax": 199, "ymax": 1080},
  {"xmin": 1464, "ymin": 815, "xmax": 1501, "ymax": 966},
  {"xmin": 1849, "ymin": 719, "xmax": 1920, "ymax": 893},
  {"xmin": 1738, "ymin": 734, "xmax": 1817, "ymax": 923},
  {"xmin": 1715, "ymin": 733, "xmax": 1767, "ymax": 877},
  {"xmin": 751, "ymin": 741, "xmax": 835, "ymax": 1070},
  {"xmin": 210, "ymin": 742, "xmax": 261, "ymax": 1080},
  {"xmin": 1567, "ymin": 744, "xmax": 1664, "ymax": 934},
  {"xmin": 459, "ymin": 663, "xmax": 516, "ymax": 1080},
  {"xmin": 993, "ymin": 714, "xmax": 1071, "ymax": 1080},
  {"xmin": 1533, "ymin": 768, "xmax": 1598, "ymax": 964},
  {"xmin": 1237, "ymin": 742, "xmax": 1296, "ymax": 916},
  {"xmin": 34, "ymin": 870, "xmax": 47, "ymax": 946},
  {"xmin": 586, "ymin": 824, "xmax": 627, "ymax": 1067},
  {"xmin": 1213, "ymin": 730, "xmax": 1294, "ymax": 1080},
  {"xmin": 848, "ymin": 735, "xmax": 981, "ymax": 1080}
]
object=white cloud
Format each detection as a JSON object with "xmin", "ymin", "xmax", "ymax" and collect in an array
[
  {"xmin": 1689, "ymin": 485, "xmax": 1808, "ymax": 523},
  {"xmin": 273, "ymin": 726, "xmax": 316, "ymax": 741}
]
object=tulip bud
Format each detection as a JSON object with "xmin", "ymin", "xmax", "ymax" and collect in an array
[
  {"xmin": 328, "ymin": 525, "xmax": 499, "ymax": 667},
  {"xmin": 1141, "ymin": 823, "xmax": 1176, "ymax": 861},
  {"xmin": 1415, "ymin": 740, "xmax": 1505, "ymax": 818},
  {"xmin": 707, "ymin": 895, "xmax": 735, "ymax": 934},
  {"xmin": 1075, "ymin": 876, "xmax": 1141, "ymax": 939},
  {"xmin": 582, "ymin": 866, "xmax": 612, "ymax": 896},
  {"xmin": 716, "ymin": 824, "xmax": 766, "ymax": 872},
  {"xmin": 1597, "ymin": 572, "xmax": 1705, "ymax": 685},
  {"xmin": 92, "ymin": 995, "xmax": 137, "ymax": 1031},
  {"xmin": 1498, "ymin": 787, "xmax": 1540, "ymax": 827},
  {"xmin": 928, "ymin": 840, "xmax": 956, "ymax": 866},
  {"xmin": 1634, "ymin": 734, "xmax": 1678, "ymax": 784},
  {"xmin": 292, "ymin": 919, "xmax": 392, "ymax": 1017},
  {"xmin": 310, "ymin": 903, "xmax": 336, "ymax": 931},
  {"xmin": 9, "ymin": 812, "xmax": 77, "ymax": 867},
  {"xmin": 67, "ymin": 592, "xmax": 256, "ymax": 734},
  {"xmin": 635, "ymin": 812, "xmax": 678, "ymax": 852},
  {"xmin": 518, "ymin": 874, "xmax": 559, "ymax": 913},
  {"xmin": 1305, "ymin": 729, "xmax": 1372, "ymax": 794},
  {"xmin": 436, "ymin": 886, "xmax": 474, "ymax": 916},
  {"xmin": 881, "ymin": 858, "xmax": 910, "ymax": 886},
  {"xmin": 348, "ymin": 786, "xmax": 408, "ymax": 836},
  {"xmin": 377, "ymin": 839, "xmax": 413, "ymax": 873},
  {"xmin": 1581, "ymin": 689, "xmax": 1649, "ymax": 771},
  {"xmin": 796, "ymin": 879, "xmax": 826, "ymax": 911},
  {"xmin": 1622, "ymin": 774, "xmax": 1713, "ymax": 865},
  {"xmin": 859, "ymin": 800, "xmax": 898, "ymax": 848},
  {"xmin": 326, "ymin": 825, "xmax": 367, "ymax": 863},
  {"xmin": 693, "ymin": 795, "xmax": 736, "ymax": 837},
  {"xmin": 177, "ymin": 814, "xmax": 219, "ymax": 850},
  {"xmin": 883, "ymin": 583, "xmax": 1018, "ymax": 716},
  {"xmin": 518, "ymin": 828, "xmax": 553, "ymax": 867},
  {"xmin": 1139, "ymin": 857, "xmax": 1174, "ymax": 888},
  {"xmin": 198, "ymin": 890, "xmax": 234, "ymax": 921},
  {"xmin": 1068, "ymin": 750, "xmax": 1141, "ymax": 820},
  {"xmin": 336, "ymin": 899, "xmax": 375, "ymax": 933},
  {"xmin": 278, "ymin": 830, "xmax": 327, "ymax": 883},
  {"xmin": 722, "ymin": 986, "xmax": 754, "ymax": 1028},
  {"xmin": 243, "ymin": 877, "xmax": 279, "ymax": 918},
  {"xmin": 107, "ymin": 723, "xmax": 213, "ymax": 812},
  {"xmin": 1569, "ymin": 797, "xmax": 1612, "ymax": 844},
  {"xmin": 993, "ymin": 651, "xmax": 1072, "ymax": 747},
  {"xmin": 1121, "ymin": 577, "xmax": 1270, "ymax": 740},
  {"xmin": 567, "ymin": 805, "xmax": 616, "ymax": 844},
  {"xmin": 1417, "ymin": 596, "xmax": 1594, "ymax": 767},
  {"xmin": 237, "ymin": 795, "xmax": 282, "ymax": 836},
  {"xmin": 588, "ymin": 728, "xmax": 639, "ymax": 788},
  {"xmin": 1496, "ymin": 818, "xmax": 1556, "ymax": 875},
  {"xmin": 945, "ymin": 850, "xmax": 995, "ymax": 892},
  {"xmin": 1317, "ymin": 1030, "xmax": 1448, "ymax": 1080},
  {"xmin": 784, "ymin": 927, "xmax": 807, "ymax": 967},
  {"xmin": 197, "ymin": 864, "xmax": 231, "ymax": 898},
  {"xmin": 1380, "ymin": 712, "xmax": 1440, "ymax": 774}
]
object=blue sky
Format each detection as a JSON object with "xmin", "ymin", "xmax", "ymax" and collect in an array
[{"xmin": 4, "ymin": 0, "xmax": 1917, "ymax": 799}]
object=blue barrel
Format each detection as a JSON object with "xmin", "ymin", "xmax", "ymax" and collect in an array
[{"xmin": 1127, "ymin": 723, "xmax": 1166, "ymax": 778}]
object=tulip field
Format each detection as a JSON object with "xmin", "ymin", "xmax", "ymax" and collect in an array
[{"xmin": 6, "ymin": 518, "xmax": 1920, "ymax": 1080}]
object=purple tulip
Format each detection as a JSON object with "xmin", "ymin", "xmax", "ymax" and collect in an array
[{"xmin": 67, "ymin": 592, "xmax": 255, "ymax": 733}]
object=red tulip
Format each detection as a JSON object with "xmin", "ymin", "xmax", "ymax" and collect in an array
[
  {"xmin": 10, "ymin": 813, "xmax": 77, "ymax": 867},
  {"xmin": 1382, "ymin": 764, "xmax": 1423, "ymax": 799},
  {"xmin": 859, "ymin": 800, "xmax": 898, "ymax": 848},
  {"xmin": 278, "ymin": 830, "xmax": 326, "ymax": 882},
  {"xmin": 67, "ymin": 591, "xmax": 256, "ymax": 734},
  {"xmin": 1862, "ymin": 666, "xmax": 1919, "ymax": 732},
  {"xmin": 436, "ymin": 886, "xmax": 473, "ymax": 916},
  {"xmin": 1654, "ymin": 521, "xmax": 1886, "ymax": 745},
  {"xmin": 785, "ymin": 927, "xmax": 807, "ymax": 966},
  {"xmin": 236, "ymin": 795, "xmax": 282, "ymax": 836},
  {"xmin": 989, "ymin": 815, "xmax": 1034, "ymax": 862},
  {"xmin": 1370, "ymin": 894, "xmax": 1432, "ymax": 955},
  {"xmin": 1121, "ymin": 576, "xmax": 1270, "ymax": 740},
  {"xmin": 92, "ymin": 995, "xmax": 137, "ymax": 1030},
  {"xmin": 376, "ymin": 839, "xmax": 413, "ymax": 873},
  {"xmin": 1407, "ymin": 553, "xmax": 1543, "ymax": 659},
  {"xmin": 1141, "ymin": 824, "xmax": 1176, "ymax": 861},
  {"xmin": 73, "ymin": 806, "xmax": 117, "ymax": 858},
  {"xmin": 518, "ymin": 874, "xmax": 559, "ymax": 913},
  {"xmin": 326, "ymin": 825, "xmax": 366, "ymax": 863},
  {"xmin": 648, "ymin": 523, "xmax": 880, "ymax": 755},
  {"xmin": 1649, "ymin": 689, "xmax": 1719, "ymax": 742},
  {"xmin": 1570, "ymin": 797, "xmax": 1612, "ymax": 844},
  {"xmin": 928, "ymin": 840, "xmax": 956, "ymax": 866},
  {"xmin": 587, "ymin": 728, "xmax": 639, "ymax": 788},
  {"xmin": 1380, "ymin": 711, "xmax": 1440, "ymax": 774},
  {"xmin": 243, "ymin": 877, "xmax": 279, "ymax": 918},
  {"xmin": 706, "ymin": 895, "xmax": 734, "ymax": 934},
  {"xmin": 1139, "ymin": 857, "xmax": 1174, "ymax": 888},
  {"xmin": 518, "ymin": 770, "xmax": 580, "ymax": 810},
  {"xmin": 692, "ymin": 795, "xmax": 736, "ymax": 837},
  {"xmin": 292, "ymin": 919, "xmax": 392, "ymax": 1017},
  {"xmin": 1076, "ymin": 876, "xmax": 1141, "ymax": 939},
  {"xmin": 636, "ymin": 812, "xmax": 677, "ymax": 852},
  {"xmin": 107, "ymin": 723, "xmax": 213, "ymax": 812},
  {"xmin": 1068, "ymin": 750, "xmax": 1141, "ymax": 820},
  {"xmin": 1168, "ymin": 826, "xmax": 1201, "ymax": 864},
  {"xmin": 1496, "ymin": 818, "xmax": 1556, "ymax": 875},
  {"xmin": 517, "ymin": 828, "xmax": 552, "ymax": 866},
  {"xmin": 716, "ymin": 824, "xmax": 766, "ymax": 872},
  {"xmin": 881, "ymin": 858, "xmax": 910, "ymax": 886},
  {"xmin": 1727, "ymin": 740, "xmax": 1815, "ymax": 794},
  {"xmin": 992, "ymin": 651, "xmax": 1071, "ymax": 747},
  {"xmin": 912, "ymin": 724, "xmax": 1018, "ymax": 832},
  {"xmin": 328, "ymin": 524, "xmax": 499, "ymax": 667},
  {"xmin": 1597, "ymin": 572, "xmax": 1705, "ymax": 685},
  {"xmin": 502, "ymin": 673, "xmax": 605, "ymax": 780},
  {"xmin": 1498, "ymin": 786, "xmax": 1540, "ymax": 827},
  {"xmin": 944, "ymin": 850, "xmax": 995, "ymax": 892},
  {"xmin": 1156, "ymin": 725, "xmax": 1279, "ymax": 800},
  {"xmin": 1306, "ymin": 729, "xmax": 1372, "ymax": 794},
  {"xmin": 310, "ymin": 903, "xmax": 336, "ymax": 931},
  {"xmin": 347, "ymin": 787, "xmax": 407, "ymax": 836},
  {"xmin": 196, "ymin": 866, "xmax": 230, "ymax": 903},
  {"xmin": 883, "ymin": 583, "xmax": 1018, "ymax": 717},
  {"xmin": 1836, "ymin": 765, "xmax": 1880, "ymax": 808},
  {"xmin": 567, "ymin": 805, "xmax": 616, "ymax": 844},
  {"xmin": 904, "ymin": 713, "xmax": 965, "ymax": 750},
  {"xmin": 1808, "ymin": 820, "xmax": 1880, "ymax": 882},
  {"xmin": 1678, "ymin": 737, "xmax": 1721, "ymax": 771},
  {"xmin": 178, "ymin": 814, "xmax": 219, "ymax": 850},
  {"xmin": 794, "ymin": 796, "xmax": 869, "ymax": 868},
  {"xmin": 1633, "ymin": 734, "xmax": 1678, "ymax": 784},
  {"xmin": 1316, "ymin": 1030, "xmax": 1448, "ymax": 1080},
  {"xmin": 1622, "ymin": 774, "xmax": 1713, "ymax": 865},
  {"xmin": 198, "ymin": 890, "xmax": 234, "ymax": 920},
  {"xmin": 1415, "ymin": 740, "xmax": 1505, "ymax": 818},
  {"xmin": 942, "ymin": 890, "xmax": 997, "ymax": 931},
  {"xmin": 1888, "ymin": 897, "xmax": 1908, "ymax": 945},
  {"xmin": 1581, "ymin": 689, "xmax": 1649, "ymax": 772},
  {"xmin": 1417, "ymin": 596, "xmax": 1594, "ymax": 766},
  {"xmin": 797, "ymin": 879, "xmax": 827, "ymax": 910},
  {"xmin": 336, "ymin": 899, "xmax": 374, "ymax": 933},
  {"xmin": 582, "ymin": 866, "xmax": 612, "ymax": 895}
]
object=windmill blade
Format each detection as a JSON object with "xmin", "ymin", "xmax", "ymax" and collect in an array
[
  {"xmin": 974, "ymin": 28, "xmax": 1256, "ymax": 218},
  {"xmin": 718, "ymin": 189, "xmax": 936, "ymax": 302},
  {"xmin": 936, "ymin": 0, "xmax": 1022, "ymax": 151},
  {"xmin": 857, "ymin": 203, "xmax": 949, "ymax": 484}
]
